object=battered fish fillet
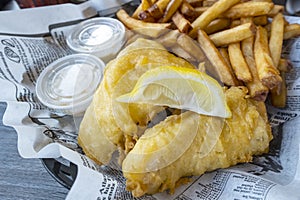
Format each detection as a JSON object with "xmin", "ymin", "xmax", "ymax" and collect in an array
[
  {"xmin": 78, "ymin": 38, "xmax": 195, "ymax": 164},
  {"xmin": 122, "ymin": 87, "xmax": 272, "ymax": 197},
  {"xmin": 78, "ymin": 38, "xmax": 272, "ymax": 197}
]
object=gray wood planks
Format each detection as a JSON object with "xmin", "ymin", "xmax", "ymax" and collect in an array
[{"xmin": 0, "ymin": 102, "xmax": 68, "ymax": 199}]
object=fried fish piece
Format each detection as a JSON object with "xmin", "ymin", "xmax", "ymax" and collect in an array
[
  {"xmin": 123, "ymin": 87, "xmax": 272, "ymax": 197},
  {"xmin": 78, "ymin": 38, "xmax": 195, "ymax": 164}
]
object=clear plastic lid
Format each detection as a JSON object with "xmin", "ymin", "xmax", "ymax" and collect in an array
[
  {"xmin": 36, "ymin": 54, "xmax": 105, "ymax": 116},
  {"xmin": 66, "ymin": 17, "xmax": 126, "ymax": 62}
]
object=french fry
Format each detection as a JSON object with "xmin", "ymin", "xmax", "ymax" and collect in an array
[
  {"xmin": 132, "ymin": 5, "xmax": 143, "ymax": 19},
  {"xmin": 240, "ymin": 17, "xmax": 269, "ymax": 101},
  {"xmin": 189, "ymin": 0, "xmax": 240, "ymax": 38},
  {"xmin": 170, "ymin": 45, "xmax": 197, "ymax": 63},
  {"xmin": 132, "ymin": 0, "xmax": 158, "ymax": 18},
  {"xmin": 156, "ymin": 29, "xmax": 180, "ymax": 47},
  {"xmin": 125, "ymin": 34, "xmax": 149, "ymax": 47},
  {"xmin": 203, "ymin": 59, "xmax": 223, "ymax": 81},
  {"xmin": 197, "ymin": 29, "xmax": 239, "ymax": 86},
  {"xmin": 186, "ymin": 0, "xmax": 203, "ymax": 7},
  {"xmin": 278, "ymin": 58, "xmax": 292, "ymax": 73},
  {"xmin": 223, "ymin": 2, "xmax": 274, "ymax": 19},
  {"xmin": 138, "ymin": 11, "xmax": 156, "ymax": 22},
  {"xmin": 180, "ymin": 1, "xmax": 196, "ymax": 18},
  {"xmin": 254, "ymin": 26, "xmax": 282, "ymax": 90},
  {"xmin": 127, "ymin": 0, "xmax": 293, "ymax": 103},
  {"xmin": 202, "ymin": 0, "xmax": 217, "ymax": 7},
  {"xmin": 228, "ymin": 42, "xmax": 252, "ymax": 82},
  {"xmin": 242, "ymin": 38, "xmax": 269, "ymax": 101},
  {"xmin": 268, "ymin": 5, "xmax": 284, "ymax": 17},
  {"xmin": 230, "ymin": 19, "xmax": 241, "ymax": 28},
  {"xmin": 269, "ymin": 13, "xmax": 284, "ymax": 68},
  {"xmin": 204, "ymin": 18, "xmax": 231, "ymax": 34},
  {"xmin": 264, "ymin": 23, "xmax": 271, "ymax": 35},
  {"xmin": 156, "ymin": 0, "xmax": 172, "ymax": 11},
  {"xmin": 198, "ymin": 62, "xmax": 206, "ymax": 72},
  {"xmin": 177, "ymin": 33, "xmax": 206, "ymax": 62},
  {"xmin": 172, "ymin": 11, "xmax": 192, "ymax": 33},
  {"xmin": 142, "ymin": 0, "xmax": 153, "ymax": 10},
  {"xmin": 144, "ymin": 0, "xmax": 171, "ymax": 19},
  {"xmin": 244, "ymin": 53, "xmax": 270, "ymax": 101},
  {"xmin": 160, "ymin": 0, "xmax": 183, "ymax": 23},
  {"xmin": 219, "ymin": 47, "xmax": 241, "ymax": 85},
  {"xmin": 283, "ymin": 23, "xmax": 300, "ymax": 40},
  {"xmin": 271, "ymin": 57, "xmax": 289, "ymax": 107},
  {"xmin": 148, "ymin": 4, "xmax": 164, "ymax": 19},
  {"xmin": 116, "ymin": 9, "xmax": 171, "ymax": 38},
  {"xmin": 193, "ymin": 6, "xmax": 209, "ymax": 16},
  {"xmin": 253, "ymin": 16, "xmax": 268, "ymax": 26},
  {"xmin": 209, "ymin": 22, "xmax": 255, "ymax": 47},
  {"xmin": 271, "ymin": 72, "xmax": 286, "ymax": 108},
  {"xmin": 252, "ymin": 0, "xmax": 272, "ymax": 2},
  {"xmin": 219, "ymin": 48, "xmax": 232, "ymax": 69}
]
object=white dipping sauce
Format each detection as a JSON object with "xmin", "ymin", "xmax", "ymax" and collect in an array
[
  {"xmin": 79, "ymin": 25, "xmax": 114, "ymax": 46},
  {"xmin": 36, "ymin": 54, "xmax": 105, "ymax": 116},
  {"xmin": 67, "ymin": 17, "xmax": 126, "ymax": 63}
]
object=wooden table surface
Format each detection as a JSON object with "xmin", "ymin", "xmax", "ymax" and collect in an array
[{"xmin": 0, "ymin": 102, "xmax": 69, "ymax": 199}]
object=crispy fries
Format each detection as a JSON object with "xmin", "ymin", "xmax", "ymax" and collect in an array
[
  {"xmin": 254, "ymin": 26, "xmax": 282, "ymax": 90},
  {"xmin": 186, "ymin": 0, "xmax": 203, "ymax": 7},
  {"xmin": 269, "ymin": 13, "xmax": 284, "ymax": 68},
  {"xmin": 278, "ymin": 58, "xmax": 292, "ymax": 73},
  {"xmin": 160, "ymin": 0, "xmax": 183, "ymax": 23},
  {"xmin": 197, "ymin": 29, "xmax": 239, "ymax": 86},
  {"xmin": 271, "ymin": 72, "xmax": 286, "ymax": 108},
  {"xmin": 284, "ymin": 23, "xmax": 300, "ymax": 40},
  {"xmin": 172, "ymin": 11, "xmax": 192, "ymax": 33},
  {"xmin": 219, "ymin": 47, "xmax": 241, "ymax": 85},
  {"xmin": 193, "ymin": 6, "xmax": 209, "ymax": 16},
  {"xmin": 223, "ymin": 2, "xmax": 274, "ymax": 19},
  {"xmin": 155, "ymin": 29, "xmax": 180, "ymax": 47},
  {"xmin": 219, "ymin": 47, "xmax": 232, "ymax": 70},
  {"xmin": 241, "ymin": 17, "xmax": 269, "ymax": 101},
  {"xmin": 209, "ymin": 22, "xmax": 255, "ymax": 47},
  {"xmin": 116, "ymin": 9, "xmax": 171, "ymax": 38},
  {"xmin": 228, "ymin": 42, "xmax": 252, "ymax": 82},
  {"xmin": 138, "ymin": 0, "xmax": 171, "ymax": 20},
  {"xmin": 253, "ymin": 16, "xmax": 268, "ymax": 26},
  {"xmin": 141, "ymin": 0, "xmax": 153, "ymax": 10},
  {"xmin": 180, "ymin": 1, "xmax": 196, "ymax": 18},
  {"xmin": 198, "ymin": 62, "xmax": 206, "ymax": 72},
  {"xmin": 149, "ymin": 0, "xmax": 171, "ymax": 19},
  {"xmin": 177, "ymin": 33, "xmax": 206, "ymax": 62},
  {"xmin": 268, "ymin": 4, "xmax": 284, "ymax": 17},
  {"xmin": 202, "ymin": 0, "xmax": 218, "ymax": 7},
  {"xmin": 242, "ymin": 35, "xmax": 269, "ymax": 101},
  {"xmin": 118, "ymin": 0, "xmax": 299, "ymax": 106},
  {"xmin": 170, "ymin": 45, "xmax": 197, "ymax": 63},
  {"xmin": 133, "ymin": 0, "xmax": 158, "ymax": 18},
  {"xmin": 189, "ymin": 0, "xmax": 240, "ymax": 38},
  {"xmin": 204, "ymin": 18, "xmax": 231, "ymax": 34}
]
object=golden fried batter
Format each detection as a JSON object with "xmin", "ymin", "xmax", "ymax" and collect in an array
[
  {"xmin": 123, "ymin": 87, "xmax": 272, "ymax": 197},
  {"xmin": 78, "ymin": 39, "xmax": 272, "ymax": 197},
  {"xmin": 78, "ymin": 39, "xmax": 195, "ymax": 164}
]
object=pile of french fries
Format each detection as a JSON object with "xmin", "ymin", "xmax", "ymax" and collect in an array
[{"xmin": 116, "ymin": 0, "xmax": 300, "ymax": 107}]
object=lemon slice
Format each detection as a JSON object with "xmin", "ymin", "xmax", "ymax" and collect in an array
[{"xmin": 116, "ymin": 66, "xmax": 231, "ymax": 118}]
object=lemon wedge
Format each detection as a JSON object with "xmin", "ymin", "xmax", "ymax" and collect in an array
[{"xmin": 116, "ymin": 66, "xmax": 231, "ymax": 118}]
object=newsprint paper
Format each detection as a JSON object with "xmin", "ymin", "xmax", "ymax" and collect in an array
[{"xmin": 0, "ymin": 1, "xmax": 300, "ymax": 200}]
